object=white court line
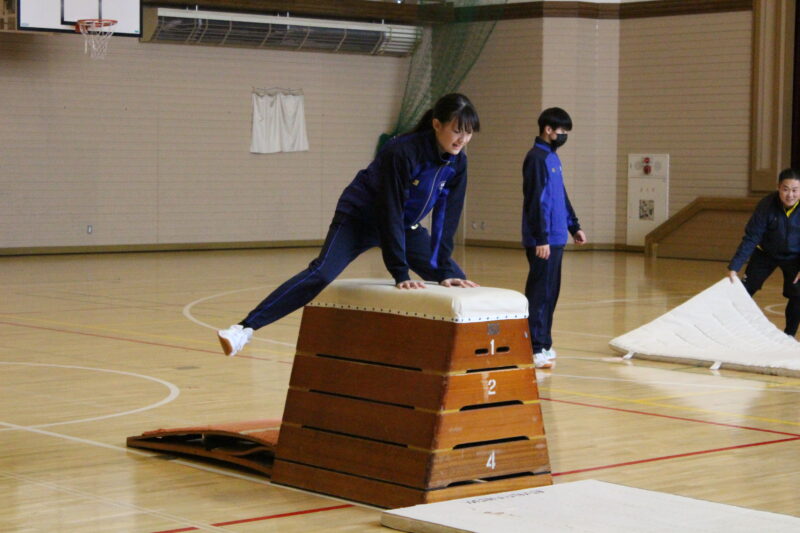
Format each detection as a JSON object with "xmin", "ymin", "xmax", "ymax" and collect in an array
[
  {"xmin": 0, "ymin": 363, "xmax": 371, "ymax": 509},
  {"xmin": 183, "ymin": 286, "xmax": 295, "ymax": 348},
  {"xmin": 1, "ymin": 416, "xmax": 272, "ymax": 489},
  {"xmin": 183, "ymin": 288, "xmax": 717, "ymax": 350},
  {"xmin": 558, "ymin": 294, "xmax": 696, "ymax": 309},
  {"xmin": 552, "ymin": 372, "xmax": 800, "ymax": 394},
  {"xmin": 0, "ymin": 418, "xmax": 376, "ymax": 514},
  {"xmin": 0, "ymin": 362, "xmax": 179, "ymax": 432},
  {"xmin": 0, "ymin": 416, "xmax": 272, "ymax": 485},
  {"xmin": 545, "ymin": 352, "xmax": 800, "ymax": 394},
  {"xmin": 183, "ymin": 285, "xmax": 627, "ymax": 349},
  {"xmin": 174, "ymin": 459, "xmax": 377, "ymax": 510},
  {"xmin": 764, "ymin": 303, "xmax": 785, "ymax": 317},
  {"xmin": 0, "ymin": 468, "xmax": 231, "ymax": 532},
  {"xmin": 0, "ymin": 419, "xmax": 159, "ymax": 453},
  {"xmin": 553, "ymin": 328, "xmax": 613, "ymax": 339}
]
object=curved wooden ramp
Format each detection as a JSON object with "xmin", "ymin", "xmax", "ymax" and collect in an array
[{"xmin": 126, "ymin": 419, "xmax": 281, "ymax": 477}]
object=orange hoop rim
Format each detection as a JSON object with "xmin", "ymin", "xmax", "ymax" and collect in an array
[{"xmin": 75, "ymin": 18, "xmax": 118, "ymax": 32}]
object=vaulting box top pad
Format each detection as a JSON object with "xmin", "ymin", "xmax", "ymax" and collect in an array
[{"xmin": 307, "ymin": 278, "xmax": 528, "ymax": 323}]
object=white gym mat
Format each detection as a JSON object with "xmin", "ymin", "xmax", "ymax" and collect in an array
[
  {"xmin": 380, "ymin": 480, "xmax": 800, "ymax": 533},
  {"xmin": 609, "ymin": 277, "xmax": 800, "ymax": 375}
]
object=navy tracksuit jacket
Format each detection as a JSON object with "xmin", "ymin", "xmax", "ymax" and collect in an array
[
  {"xmin": 728, "ymin": 191, "xmax": 800, "ymax": 335},
  {"xmin": 728, "ymin": 191, "xmax": 800, "ymax": 272},
  {"xmin": 522, "ymin": 139, "xmax": 581, "ymax": 352}
]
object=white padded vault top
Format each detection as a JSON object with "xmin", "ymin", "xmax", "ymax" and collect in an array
[
  {"xmin": 381, "ymin": 480, "xmax": 800, "ymax": 533},
  {"xmin": 307, "ymin": 279, "xmax": 528, "ymax": 323},
  {"xmin": 610, "ymin": 277, "xmax": 800, "ymax": 374}
]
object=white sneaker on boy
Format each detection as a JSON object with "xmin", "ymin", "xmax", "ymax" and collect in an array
[
  {"xmin": 534, "ymin": 351, "xmax": 553, "ymax": 369},
  {"xmin": 217, "ymin": 324, "xmax": 253, "ymax": 357},
  {"xmin": 545, "ymin": 347, "xmax": 557, "ymax": 360}
]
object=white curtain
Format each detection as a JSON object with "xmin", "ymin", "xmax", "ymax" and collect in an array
[{"xmin": 250, "ymin": 88, "xmax": 309, "ymax": 154}]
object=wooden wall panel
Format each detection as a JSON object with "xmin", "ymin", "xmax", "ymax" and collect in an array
[
  {"xmin": 461, "ymin": 16, "xmax": 619, "ymax": 247},
  {"xmin": 541, "ymin": 16, "xmax": 620, "ymax": 247},
  {"xmin": 459, "ymin": 18, "xmax": 543, "ymax": 246},
  {"xmin": 617, "ymin": 11, "xmax": 753, "ymax": 243},
  {"xmin": 644, "ymin": 196, "xmax": 760, "ymax": 260},
  {"xmin": 652, "ymin": 210, "xmax": 753, "ymax": 261},
  {"xmin": 0, "ymin": 32, "xmax": 407, "ymax": 250},
  {"xmin": 0, "ymin": 3, "xmax": 757, "ymax": 252},
  {"xmin": 749, "ymin": 0, "xmax": 795, "ymax": 192}
]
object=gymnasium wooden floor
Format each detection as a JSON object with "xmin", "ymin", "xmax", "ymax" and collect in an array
[{"xmin": 1, "ymin": 246, "xmax": 799, "ymax": 532}]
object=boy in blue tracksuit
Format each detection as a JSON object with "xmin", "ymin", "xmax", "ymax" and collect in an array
[
  {"xmin": 728, "ymin": 168, "xmax": 800, "ymax": 336},
  {"xmin": 217, "ymin": 93, "xmax": 481, "ymax": 356},
  {"xmin": 522, "ymin": 107, "xmax": 587, "ymax": 369}
]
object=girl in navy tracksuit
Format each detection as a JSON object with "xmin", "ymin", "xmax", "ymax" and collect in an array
[
  {"xmin": 522, "ymin": 107, "xmax": 587, "ymax": 369},
  {"xmin": 218, "ymin": 93, "xmax": 481, "ymax": 356},
  {"xmin": 728, "ymin": 168, "xmax": 800, "ymax": 336}
]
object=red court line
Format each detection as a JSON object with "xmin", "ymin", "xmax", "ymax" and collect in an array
[
  {"xmin": 0, "ymin": 319, "xmax": 277, "ymax": 361},
  {"xmin": 541, "ymin": 396, "xmax": 800, "ymax": 477},
  {"xmin": 151, "ymin": 504, "xmax": 353, "ymax": 533},
  {"xmin": 553, "ymin": 436, "xmax": 800, "ymax": 477},
  {"xmin": 540, "ymin": 396, "xmax": 800, "ymax": 437},
  {"xmin": 0, "ymin": 320, "xmax": 220, "ymax": 354}
]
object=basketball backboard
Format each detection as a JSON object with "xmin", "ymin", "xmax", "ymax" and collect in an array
[{"xmin": 18, "ymin": 0, "xmax": 140, "ymax": 36}]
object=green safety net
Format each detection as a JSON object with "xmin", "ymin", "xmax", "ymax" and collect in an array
[{"xmin": 378, "ymin": 0, "xmax": 507, "ymax": 151}]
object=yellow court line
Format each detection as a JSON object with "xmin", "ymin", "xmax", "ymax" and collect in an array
[
  {"xmin": 766, "ymin": 379, "xmax": 800, "ymax": 389},
  {"xmin": 634, "ymin": 388, "xmax": 741, "ymax": 402},
  {"xmin": 546, "ymin": 387, "xmax": 800, "ymax": 429}
]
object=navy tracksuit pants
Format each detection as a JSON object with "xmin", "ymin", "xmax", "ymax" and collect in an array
[
  {"xmin": 525, "ymin": 245, "xmax": 564, "ymax": 353},
  {"xmin": 240, "ymin": 213, "xmax": 465, "ymax": 330},
  {"xmin": 742, "ymin": 248, "xmax": 800, "ymax": 336}
]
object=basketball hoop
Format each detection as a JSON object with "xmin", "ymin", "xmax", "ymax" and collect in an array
[{"xmin": 75, "ymin": 19, "xmax": 117, "ymax": 59}]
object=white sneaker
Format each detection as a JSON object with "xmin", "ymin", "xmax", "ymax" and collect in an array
[
  {"xmin": 545, "ymin": 347, "xmax": 557, "ymax": 360},
  {"xmin": 217, "ymin": 324, "xmax": 253, "ymax": 357},
  {"xmin": 534, "ymin": 351, "xmax": 553, "ymax": 369}
]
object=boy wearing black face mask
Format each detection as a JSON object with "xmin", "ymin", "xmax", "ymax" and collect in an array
[{"xmin": 522, "ymin": 107, "xmax": 587, "ymax": 369}]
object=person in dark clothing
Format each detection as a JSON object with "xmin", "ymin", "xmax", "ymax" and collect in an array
[
  {"xmin": 522, "ymin": 107, "xmax": 587, "ymax": 369},
  {"xmin": 728, "ymin": 168, "xmax": 800, "ymax": 336},
  {"xmin": 218, "ymin": 93, "xmax": 481, "ymax": 356}
]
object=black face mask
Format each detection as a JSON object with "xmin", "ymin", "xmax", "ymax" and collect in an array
[{"xmin": 551, "ymin": 133, "xmax": 568, "ymax": 149}]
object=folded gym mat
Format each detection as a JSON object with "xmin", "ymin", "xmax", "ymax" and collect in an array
[{"xmin": 609, "ymin": 277, "xmax": 800, "ymax": 376}]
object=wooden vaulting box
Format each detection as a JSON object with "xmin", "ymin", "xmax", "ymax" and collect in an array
[{"xmin": 271, "ymin": 279, "xmax": 552, "ymax": 508}]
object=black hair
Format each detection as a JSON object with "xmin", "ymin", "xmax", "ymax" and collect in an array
[
  {"xmin": 778, "ymin": 168, "xmax": 800, "ymax": 183},
  {"xmin": 411, "ymin": 93, "xmax": 480, "ymax": 134},
  {"xmin": 538, "ymin": 107, "xmax": 572, "ymax": 134}
]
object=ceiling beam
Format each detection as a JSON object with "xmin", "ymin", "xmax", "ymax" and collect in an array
[{"xmin": 140, "ymin": 0, "xmax": 455, "ymax": 25}]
